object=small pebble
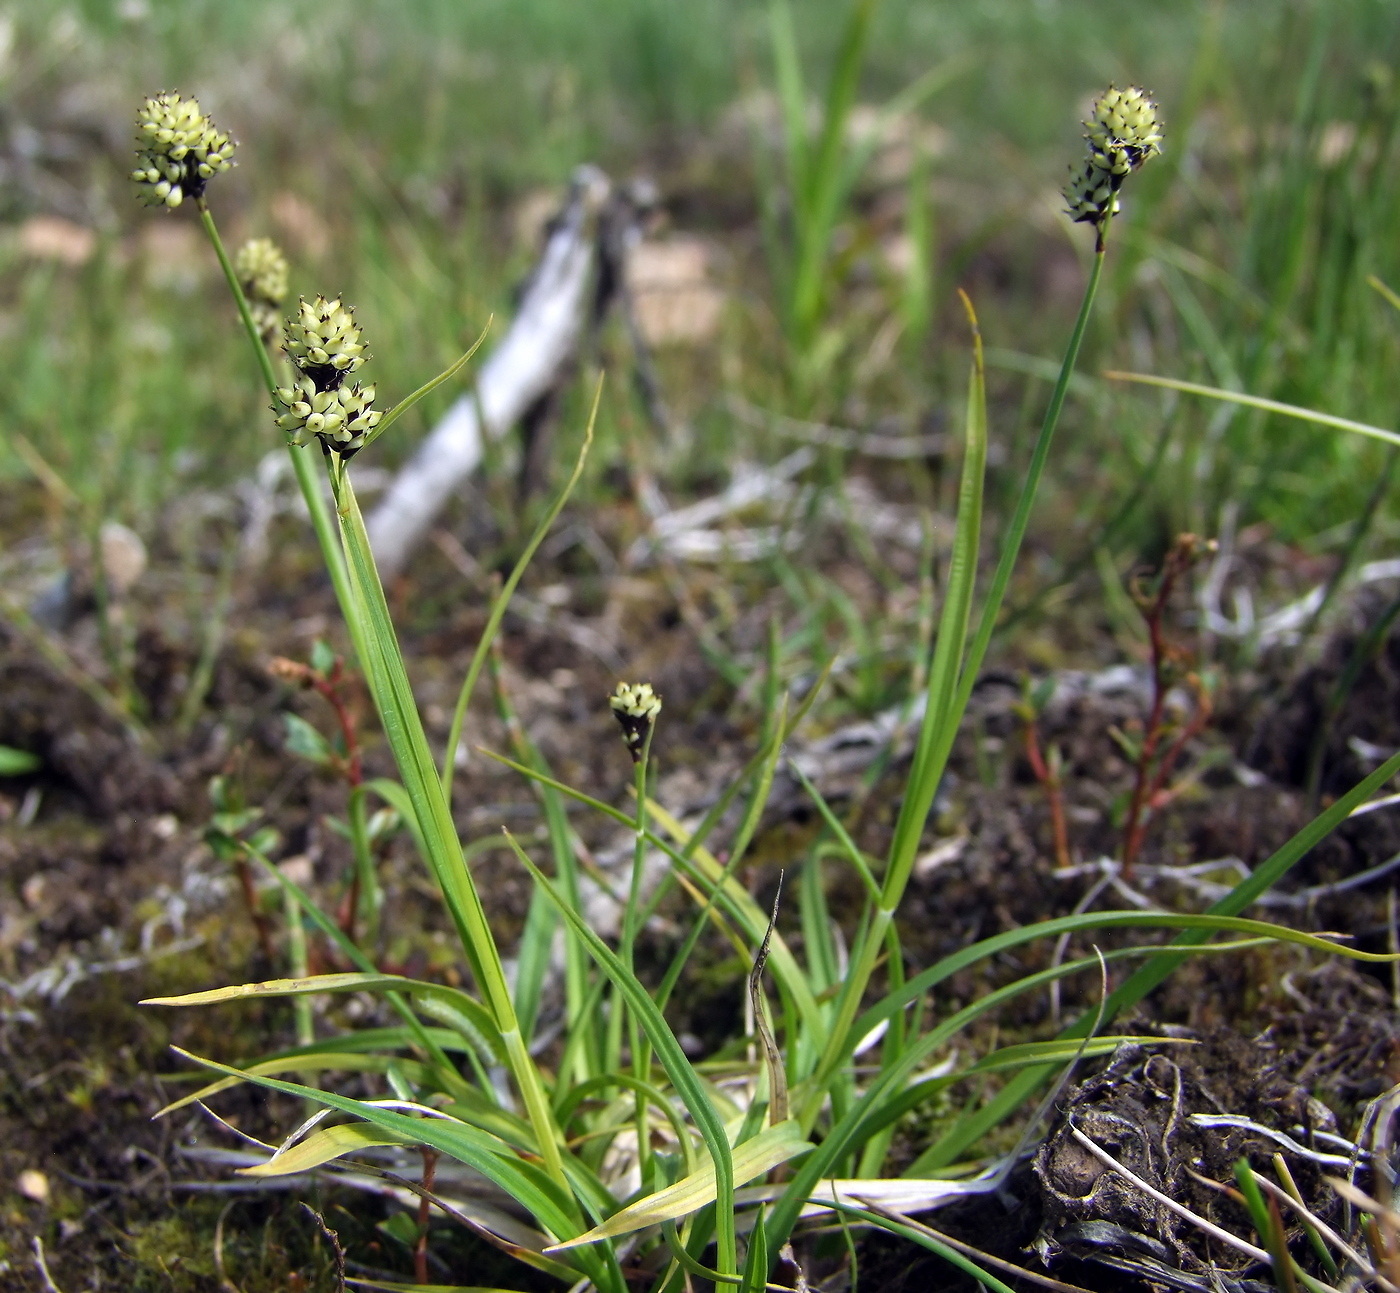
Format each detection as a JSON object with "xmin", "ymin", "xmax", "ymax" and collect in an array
[{"xmin": 17, "ymin": 1170, "xmax": 49, "ymax": 1203}]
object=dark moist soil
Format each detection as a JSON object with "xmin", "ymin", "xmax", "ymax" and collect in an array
[{"xmin": 4, "ymin": 483, "xmax": 1400, "ymax": 1292}]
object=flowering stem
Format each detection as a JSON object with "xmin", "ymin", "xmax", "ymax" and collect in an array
[
  {"xmin": 326, "ymin": 457, "xmax": 569, "ymax": 1190},
  {"xmin": 803, "ymin": 248, "xmax": 1106, "ymax": 1128},
  {"xmin": 195, "ymin": 198, "xmax": 358, "ymax": 658},
  {"xmin": 621, "ymin": 726, "xmax": 656, "ymax": 1184}
]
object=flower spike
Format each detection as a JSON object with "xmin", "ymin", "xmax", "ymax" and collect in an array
[
  {"xmin": 610, "ymin": 682, "xmax": 662, "ymax": 763},
  {"xmin": 130, "ymin": 91, "xmax": 235, "ymax": 209},
  {"xmin": 1062, "ymin": 84, "xmax": 1162, "ymax": 245}
]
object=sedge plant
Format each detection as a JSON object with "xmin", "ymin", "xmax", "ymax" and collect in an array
[{"xmin": 138, "ymin": 86, "xmax": 1400, "ymax": 1291}]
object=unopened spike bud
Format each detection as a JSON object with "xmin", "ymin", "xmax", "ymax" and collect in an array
[{"xmin": 610, "ymin": 682, "xmax": 662, "ymax": 762}]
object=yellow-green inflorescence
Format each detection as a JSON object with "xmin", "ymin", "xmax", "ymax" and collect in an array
[
  {"xmin": 234, "ymin": 238, "xmax": 289, "ymax": 344},
  {"xmin": 130, "ymin": 92, "xmax": 236, "ymax": 209},
  {"xmin": 1063, "ymin": 85, "xmax": 1162, "ymax": 238},
  {"xmin": 273, "ymin": 295, "xmax": 380, "ymax": 457},
  {"xmin": 610, "ymin": 682, "xmax": 661, "ymax": 762}
]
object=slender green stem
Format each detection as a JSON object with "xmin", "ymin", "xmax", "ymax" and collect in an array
[
  {"xmin": 194, "ymin": 198, "xmax": 358, "ymax": 658},
  {"xmin": 800, "ymin": 250, "xmax": 1106, "ymax": 1128},
  {"xmin": 281, "ymin": 881, "xmax": 315, "ymax": 1051},
  {"xmin": 440, "ymin": 377, "xmax": 601, "ymax": 808},
  {"xmin": 955, "ymin": 249, "xmax": 1107, "ymax": 756},
  {"xmin": 196, "ymin": 200, "xmax": 279, "ymax": 396},
  {"xmin": 327, "ymin": 460, "xmax": 568, "ymax": 1189},
  {"xmin": 622, "ymin": 728, "xmax": 656, "ymax": 1184}
]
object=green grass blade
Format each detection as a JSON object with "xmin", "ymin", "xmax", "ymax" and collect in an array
[
  {"xmin": 1104, "ymin": 370, "xmax": 1400, "ymax": 449},
  {"xmin": 441, "ymin": 378, "xmax": 600, "ymax": 804},
  {"xmin": 239, "ymin": 1122, "xmax": 416, "ymax": 1176},
  {"xmin": 916, "ymin": 748, "xmax": 1400, "ymax": 1169},
  {"xmin": 144, "ymin": 971, "xmax": 416, "ymax": 1006},
  {"xmin": 331, "ymin": 465, "xmax": 567, "ymax": 1186},
  {"xmin": 503, "ymin": 832, "xmax": 740, "ymax": 1281},
  {"xmin": 805, "ymin": 291, "xmax": 986, "ymax": 1123},
  {"xmin": 0, "ymin": 745, "xmax": 40, "ymax": 775},
  {"xmin": 170, "ymin": 1048, "xmax": 580, "ymax": 1236},
  {"xmin": 361, "ymin": 318, "xmax": 491, "ymax": 449},
  {"xmin": 546, "ymin": 1122, "xmax": 810, "ymax": 1253}
]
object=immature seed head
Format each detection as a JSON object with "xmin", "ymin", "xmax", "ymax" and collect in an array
[
  {"xmin": 1084, "ymin": 85, "xmax": 1163, "ymax": 173},
  {"xmin": 283, "ymin": 295, "xmax": 366, "ymax": 389},
  {"xmin": 273, "ymin": 375, "xmax": 380, "ymax": 458},
  {"xmin": 236, "ymin": 237, "xmax": 289, "ymax": 306},
  {"xmin": 610, "ymin": 682, "xmax": 661, "ymax": 763},
  {"xmin": 235, "ymin": 237, "xmax": 289, "ymax": 343},
  {"xmin": 1063, "ymin": 156, "xmax": 1121, "ymax": 227},
  {"xmin": 130, "ymin": 91, "xmax": 235, "ymax": 209},
  {"xmin": 1063, "ymin": 84, "xmax": 1162, "ymax": 240}
]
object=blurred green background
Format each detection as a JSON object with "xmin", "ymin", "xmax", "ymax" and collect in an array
[{"xmin": 3, "ymin": 0, "xmax": 1400, "ymax": 571}]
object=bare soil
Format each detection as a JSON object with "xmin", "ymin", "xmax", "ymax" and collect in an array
[{"xmin": 3, "ymin": 482, "xmax": 1399, "ymax": 1292}]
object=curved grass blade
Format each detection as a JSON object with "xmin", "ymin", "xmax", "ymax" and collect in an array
[
  {"xmin": 240, "ymin": 839, "xmax": 484, "ymax": 1097},
  {"xmin": 767, "ymin": 914, "xmax": 1395, "ymax": 1251},
  {"xmin": 441, "ymin": 376, "xmax": 601, "ymax": 805},
  {"xmin": 553, "ymin": 1072, "xmax": 696, "ymax": 1176},
  {"xmin": 918, "ymin": 747, "xmax": 1400, "ymax": 1170},
  {"xmin": 848, "ymin": 910, "xmax": 1395, "ymax": 1053},
  {"xmin": 144, "ymin": 972, "xmax": 507, "ymax": 1066},
  {"xmin": 168, "ymin": 1047, "xmax": 595, "ymax": 1266},
  {"xmin": 240, "ymin": 1122, "xmax": 416, "ymax": 1177},
  {"xmin": 362, "ymin": 318, "xmax": 492, "ymax": 450},
  {"xmin": 1104, "ymin": 370, "xmax": 1400, "ymax": 450},
  {"xmin": 546, "ymin": 1121, "xmax": 811, "ymax": 1253},
  {"xmin": 144, "ymin": 971, "xmax": 416, "ymax": 1006},
  {"xmin": 157, "ymin": 1052, "xmax": 431, "ymax": 1117}
]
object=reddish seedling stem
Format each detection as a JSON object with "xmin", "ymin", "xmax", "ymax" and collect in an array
[
  {"xmin": 311, "ymin": 661, "xmax": 364, "ymax": 789},
  {"xmin": 1022, "ymin": 718, "xmax": 1071, "ymax": 870},
  {"xmin": 270, "ymin": 654, "xmax": 368, "ymax": 941},
  {"xmin": 415, "ymin": 1147, "xmax": 439, "ymax": 1284},
  {"xmin": 1120, "ymin": 534, "xmax": 1214, "ymax": 875}
]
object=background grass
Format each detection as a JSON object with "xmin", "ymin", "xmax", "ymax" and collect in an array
[{"xmin": 3, "ymin": 0, "xmax": 1400, "ymax": 625}]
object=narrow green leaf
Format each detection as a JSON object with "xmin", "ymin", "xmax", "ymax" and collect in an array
[
  {"xmin": 0, "ymin": 744, "xmax": 40, "ymax": 776},
  {"xmin": 168, "ymin": 1047, "xmax": 591, "ymax": 1259},
  {"xmin": 362, "ymin": 319, "xmax": 492, "ymax": 449},
  {"xmin": 441, "ymin": 376, "xmax": 600, "ymax": 805},
  {"xmin": 156, "ymin": 1052, "xmax": 430, "ymax": 1116},
  {"xmin": 1104, "ymin": 370, "xmax": 1400, "ymax": 450},
  {"xmin": 144, "ymin": 972, "xmax": 411, "ymax": 1006},
  {"xmin": 547, "ymin": 1122, "xmax": 811, "ymax": 1252},
  {"xmin": 240, "ymin": 1122, "xmax": 415, "ymax": 1177}
]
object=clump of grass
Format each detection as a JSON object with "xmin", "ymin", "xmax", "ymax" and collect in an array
[{"xmin": 131, "ymin": 73, "xmax": 1400, "ymax": 1293}]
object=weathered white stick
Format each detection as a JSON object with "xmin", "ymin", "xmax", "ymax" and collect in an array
[{"xmin": 366, "ymin": 165, "xmax": 610, "ymax": 576}]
